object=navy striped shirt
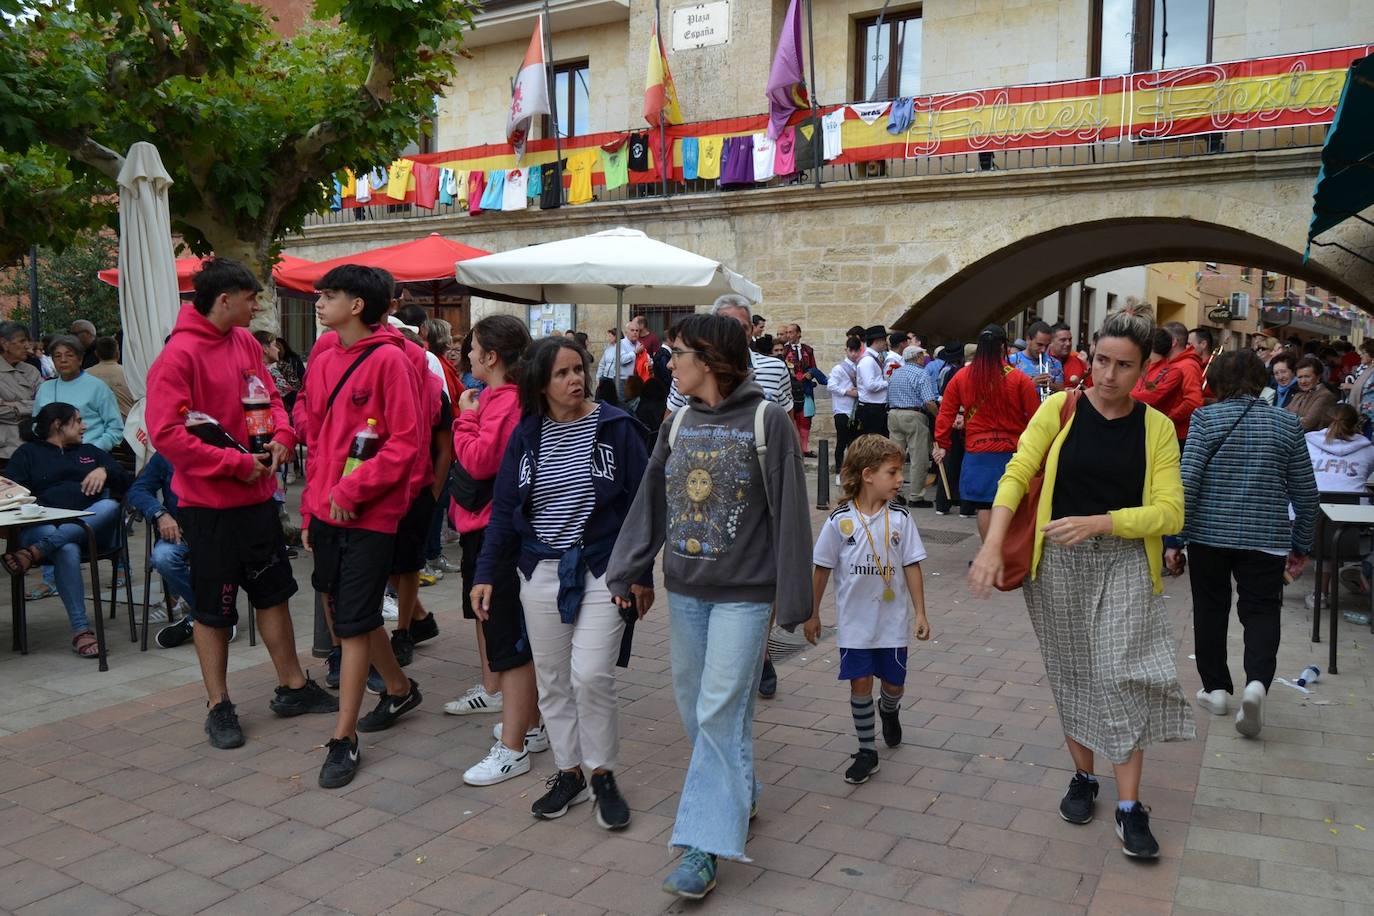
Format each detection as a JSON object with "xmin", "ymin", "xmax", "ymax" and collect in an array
[{"xmin": 531, "ymin": 405, "xmax": 601, "ymax": 549}]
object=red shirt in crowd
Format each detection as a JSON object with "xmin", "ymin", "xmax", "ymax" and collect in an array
[
  {"xmin": 1132, "ymin": 349, "xmax": 1203, "ymax": 441},
  {"xmin": 935, "ymin": 364, "xmax": 1040, "ymax": 454}
]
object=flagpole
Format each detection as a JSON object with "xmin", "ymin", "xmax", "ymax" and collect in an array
[
  {"xmin": 804, "ymin": 0, "xmax": 821, "ymax": 190},
  {"xmin": 542, "ymin": 0, "xmax": 563, "ymax": 206},
  {"xmin": 654, "ymin": 0, "xmax": 669, "ymax": 199}
]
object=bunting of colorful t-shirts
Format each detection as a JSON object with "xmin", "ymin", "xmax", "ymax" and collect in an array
[
  {"xmin": 644, "ymin": 18, "xmax": 684, "ymax": 127},
  {"xmin": 506, "ymin": 15, "xmax": 551, "ymax": 163},
  {"xmin": 766, "ymin": 0, "xmax": 810, "ymax": 140}
]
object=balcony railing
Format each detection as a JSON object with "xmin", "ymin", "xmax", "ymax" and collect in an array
[{"xmin": 301, "ymin": 44, "xmax": 1370, "ymax": 231}]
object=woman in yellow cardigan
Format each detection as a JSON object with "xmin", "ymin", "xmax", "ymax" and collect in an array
[{"xmin": 968, "ymin": 305, "xmax": 1194, "ymax": 861}]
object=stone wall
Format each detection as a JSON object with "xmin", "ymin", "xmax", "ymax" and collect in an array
[{"xmin": 1212, "ymin": 0, "xmax": 1374, "ymax": 61}]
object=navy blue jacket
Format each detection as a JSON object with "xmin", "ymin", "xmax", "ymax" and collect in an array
[
  {"xmin": 7, "ymin": 440, "xmax": 128, "ymax": 510},
  {"xmin": 128, "ymin": 453, "xmax": 178, "ymax": 521},
  {"xmin": 475, "ymin": 403, "xmax": 652, "ymax": 587}
]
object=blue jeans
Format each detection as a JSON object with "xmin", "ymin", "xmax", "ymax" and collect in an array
[
  {"xmin": 667, "ymin": 593, "xmax": 771, "ymax": 858},
  {"xmin": 150, "ymin": 539, "xmax": 194, "ymax": 610},
  {"xmin": 20, "ymin": 499, "xmax": 121, "ymax": 635},
  {"xmin": 426, "ymin": 479, "xmax": 451, "ymax": 562}
]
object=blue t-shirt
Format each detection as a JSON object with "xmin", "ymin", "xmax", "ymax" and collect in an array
[{"xmin": 1008, "ymin": 350, "xmax": 1063, "ymax": 386}]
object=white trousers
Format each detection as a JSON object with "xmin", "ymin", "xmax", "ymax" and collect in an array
[{"xmin": 520, "ymin": 559, "xmax": 626, "ymax": 771}]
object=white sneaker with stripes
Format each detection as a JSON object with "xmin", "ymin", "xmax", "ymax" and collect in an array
[
  {"xmin": 462, "ymin": 742, "xmax": 530, "ymax": 786},
  {"xmin": 443, "ymin": 685, "xmax": 503, "ymax": 716},
  {"xmin": 493, "ymin": 721, "xmax": 550, "ymax": 753}
]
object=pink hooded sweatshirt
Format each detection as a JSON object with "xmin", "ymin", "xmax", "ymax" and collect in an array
[
  {"xmin": 146, "ymin": 305, "xmax": 296, "ymax": 509},
  {"xmin": 450, "ymin": 382, "xmax": 520, "ymax": 533},
  {"xmin": 297, "ymin": 325, "xmax": 421, "ymax": 534}
]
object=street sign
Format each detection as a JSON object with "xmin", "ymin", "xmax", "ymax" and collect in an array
[{"xmin": 672, "ymin": 1, "xmax": 730, "ymax": 51}]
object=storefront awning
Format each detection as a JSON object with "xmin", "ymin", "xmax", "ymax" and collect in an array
[{"xmin": 1308, "ymin": 54, "xmax": 1374, "ymax": 253}]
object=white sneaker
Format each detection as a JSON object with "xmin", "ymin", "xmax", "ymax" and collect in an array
[
  {"xmin": 1196, "ymin": 688, "xmax": 1229, "ymax": 716},
  {"xmin": 381, "ymin": 594, "xmax": 399, "ymax": 621},
  {"xmin": 443, "ymin": 686, "xmax": 503, "ymax": 715},
  {"xmin": 146, "ymin": 605, "xmax": 169, "ymax": 624},
  {"xmin": 462, "ymin": 742, "xmax": 530, "ymax": 786},
  {"xmin": 1305, "ymin": 592, "xmax": 1317, "ymax": 611},
  {"xmin": 433, "ymin": 555, "xmax": 460, "ymax": 574},
  {"xmin": 493, "ymin": 721, "xmax": 550, "ymax": 753},
  {"xmin": 422, "ymin": 564, "xmax": 444, "ymax": 581},
  {"xmin": 1236, "ymin": 681, "xmax": 1265, "ymax": 738}
]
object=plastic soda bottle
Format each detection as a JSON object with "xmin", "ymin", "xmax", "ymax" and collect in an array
[
  {"xmin": 342, "ymin": 418, "xmax": 380, "ymax": 476},
  {"xmin": 181, "ymin": 406, "xmax": 250, "ymax": 454},
  {"xmin": 242, "ymin": 374, "xmax": 275, "ymax": 454},
  {"xmin": 1295, "ymin": 665, "xmax": 1321, "ymax": 688}
]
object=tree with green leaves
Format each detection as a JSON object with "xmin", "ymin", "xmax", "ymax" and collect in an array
[
  {"xmin": 1, "ymin": 233, "xmax": 122, "ymax": 336},
  {"xmin": 0, "ymin": 0, "xmax": 477, "ymax": 324}
]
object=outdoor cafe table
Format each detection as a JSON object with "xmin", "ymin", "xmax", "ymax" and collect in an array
[
  {"xmin": 0, "ymin": 507, "xmax": 109, "ymax": 671},
  {"xmin": 1311, "ymin": 502, "xmax": 1374, "ymax": 676}
]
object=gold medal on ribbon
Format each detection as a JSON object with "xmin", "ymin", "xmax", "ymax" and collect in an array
[{"xmin": 857, "ymin": 507, "xmax": 896, "ymax": 602}]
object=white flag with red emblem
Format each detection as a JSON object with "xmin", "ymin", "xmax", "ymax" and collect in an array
[{"xmin": 506, "ymin": 18, "xmax": 551, "ymax": 163}]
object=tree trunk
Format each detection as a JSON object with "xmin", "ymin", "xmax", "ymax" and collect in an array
[{"xmin": 193, "ymin": 225, "xmax": 281, "ymax": 334}]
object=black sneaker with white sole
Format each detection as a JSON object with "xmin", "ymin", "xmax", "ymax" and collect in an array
[
  {"xmin": 844, "ymin": 749, "xmax": 880, "ymax": 784},
  {"xmin": 1059, "ymin": 772, "xmax": 1099, "ymax": 824},
  {"xmin": 879, "ymin": 707, "xmax": 902, "ymax": 748},
  {"xmin": 269, "ymin": 676, "xmax": 339, "ymax": 717},
  {"xmin": 356, "ymin": 678, "xmax": 422, "ymax": 732},
  {"xmin": 204, "ymin": 699, "xmax": 245, "ymax": 749},
  {"xmin": 390, "ymin": 629, "xmax": 414, "ymax": 667},
  {"xmin": 318, "ymin": 736, "xmax": 361, "ymax": 788},
  {"xmin": 591, "ymin": 771, "xmax": 631, "ymax": 830},
  {"xmin": 531, "ymin": 769, "xmax": 591, "ymax": 819},
  {"xmin": 1115, "ymin": 803, "xmax": 1160, "ymax": 858},
  {"xmin": 155, "ymin": 617, "xmax": 193, "ymax": 649}
]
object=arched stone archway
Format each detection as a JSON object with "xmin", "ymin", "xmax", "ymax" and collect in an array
[{"xmin": 881, "ymin": 151, "xmax": 1374, "ymax": 338}]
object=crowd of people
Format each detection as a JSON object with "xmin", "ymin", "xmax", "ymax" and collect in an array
[{"xmin": 5, "ymin": 258, "xmax": 1367, "ymax": 897}]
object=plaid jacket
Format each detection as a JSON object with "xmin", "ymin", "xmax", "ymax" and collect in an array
[{"xmin": 1181, "ymin": 397, "xmax": 1319, "ymax": 554}]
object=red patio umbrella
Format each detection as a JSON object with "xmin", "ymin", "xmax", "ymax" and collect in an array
[
  {"xmin": 98, "ymin": 254, "xmax": 315, "ymax": 294},
  {"xmin": 273, "ymin": 233, "xmax": 490, "ymax": 308}
]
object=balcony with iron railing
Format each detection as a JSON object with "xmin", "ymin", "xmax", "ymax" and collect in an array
[{"xmin": 300, "ymin": 44, "xmax": 1370, "ymax": 231}]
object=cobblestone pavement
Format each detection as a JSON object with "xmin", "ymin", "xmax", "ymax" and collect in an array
[{"xmin": 0, "ymin": 485, "xmax": 1372, "ymax": 915}]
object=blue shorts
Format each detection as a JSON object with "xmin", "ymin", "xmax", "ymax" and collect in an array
[
  {"xmin": 959, "ymin": 450, "xmax": 1013, "ymax": 508},
  {"xmin": 838, "ymin": 647, "xmax": 908, "ymax": 685}
]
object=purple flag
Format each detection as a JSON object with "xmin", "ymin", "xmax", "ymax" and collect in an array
[{"xmin": 766, "ymin": 0, "xmax": 810, "ymax": 140}]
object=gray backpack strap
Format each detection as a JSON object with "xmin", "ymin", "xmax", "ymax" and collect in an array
[
  {"xmin": 668, "ymin": 403, "xmax": 691, "ymax": 449},
  {"xmin": 753, "ymin": 400, "xmax": 772, "ymax": 513}
]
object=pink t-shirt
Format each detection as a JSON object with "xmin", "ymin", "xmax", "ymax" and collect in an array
[{"xmin": 774, "ymin": 125, "xmax": 798, "ymax": 176}]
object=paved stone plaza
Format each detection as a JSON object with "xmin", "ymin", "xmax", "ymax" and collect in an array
[{"xmin": 0, "ymin": 482, "xmax": 1371, "ymax": 915}]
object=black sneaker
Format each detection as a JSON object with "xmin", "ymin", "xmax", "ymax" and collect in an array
[
  {"xmin": 205, "ymin": 700, "xmax": 245, "ymax": 749},
  {"xmin": 269, "ymin": 676, "xmax": 339, "ymax": 717},
  {"xmin": 1115, "ymin": 803, "xmax": 1160, "ymax": 858},
  {"xmin": 391, "ymin": 629, "xmax": 414, "ymax": 667},
  {"xmin": 410, "ymin": 613, "xmax": 439, "ymax": 645},
  {"xmin": 958, "ymin": 508, "xmax": 977, "ymax": 518},
  {"xmin": 1059, "ymin": 772, "xmax": 1099, "ymax": 825},
  {"xmin": 531, "ymin": 769, "xmax": 591, "ymax": 819},
  {"xmin": 844, "ymin": 749, "xmax": 880, "ymax": 784},
  {"xmin": 591, "ymin": 771, "xmax": 631, "ymax": 830},
  {"xmin": 325, "ymin": 647, "xmax": 341, "ymax": 689},
  {"xmin": 155, "ymin": 617, "xmax": 194, "ymax": 649},
  {"xmin": 356, "ymin": 678, "xmax": 422, "ymax": 732},
  {"xmin": 318, "ymin": 736, "xmax": 360, "ymax": 789},
  {"xmin": 879, "ymin": 706, "xmax": 902, "ymax": 748},
  {"xmin": 758, "ymin": 656, "xmax": 777, "ymax": 698}
]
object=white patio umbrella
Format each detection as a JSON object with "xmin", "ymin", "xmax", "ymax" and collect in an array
[
  {"xmin": 116, "ymin": 142, "xmax": 181, "ymax": 468},
  {"xmin": 456, "ymin": 227, "xmax": 762, "ymax": 390}
]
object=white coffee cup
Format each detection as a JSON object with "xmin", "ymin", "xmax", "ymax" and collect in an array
[{"xmin": 19, "ymin": 504, "xmax": 42, "ymax": 518}]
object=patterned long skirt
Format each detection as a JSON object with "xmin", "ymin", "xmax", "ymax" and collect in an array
[{"xmin": 1024, "ymin": 536, "xmax": 1195, "ymax": 764}]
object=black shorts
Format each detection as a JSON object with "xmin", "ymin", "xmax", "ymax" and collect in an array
[
  {"xmin": 391, "ymin": 489, "xmax": 435, "ymax": 575},
  {"xmin": 309, "ymin": 520, "xmax": 394, "ymax": 639},
  {"xmin": 460, "ymin": 528, "xmax": 531, "ymax": 672},
  {"xmin": 180, "ymin": 501, "xmax": 298, "ymax": 628}
]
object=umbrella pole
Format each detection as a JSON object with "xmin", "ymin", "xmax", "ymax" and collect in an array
[{"xmin": 616, "ymin": 286, "xmax": 625, "ymax": 398}]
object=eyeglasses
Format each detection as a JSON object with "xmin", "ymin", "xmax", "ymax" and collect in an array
[{"xmin": 669, "ymin": 348, "xmax": 702, "ymax": 360}]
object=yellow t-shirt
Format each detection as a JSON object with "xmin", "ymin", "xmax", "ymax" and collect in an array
[
  {"xmin": 697, "ymin": 137, "xmax": 723, "ymax": 180},
  {"xmin": 340, "ymin": 169, "xmax": 356, "ymax": 198},
  {"xmin": 566, "ymin": 151, "xmax": 598, "ymax": 205},
  {"xmin": 386, "ymin": 159, "xmax": 414, "ymax": 199}
]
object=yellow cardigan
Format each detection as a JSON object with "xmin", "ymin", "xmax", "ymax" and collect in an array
[{"xmin": 992, "ymin": 391, "xmax": 1184, "ymax": 594}]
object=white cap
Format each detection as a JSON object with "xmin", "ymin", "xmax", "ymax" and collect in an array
[
  {"xmin": 902, "ymin": 345, "xmax": 926, "ymax": 362},
  {"xmin": 387, "ymin": 315, "xmax": 419, "ymax": 334}
]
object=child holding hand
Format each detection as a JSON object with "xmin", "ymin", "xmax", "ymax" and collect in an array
[{"xmin": 806, "ymin": 434, "xmax": 932, "ymax": 784}]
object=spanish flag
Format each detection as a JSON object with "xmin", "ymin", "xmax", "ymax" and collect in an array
[{"xmin": 644, "ymin": 21, "xmax": 684, "ymax": 127}]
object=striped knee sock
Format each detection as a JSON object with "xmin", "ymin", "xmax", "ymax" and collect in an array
[
  {"xmin": 851, "ymin": 694, "xmax": 876, "ymax": 751},
  {"xmin": 878, "ymin": 689, "xmax": 901, "ymax": 715}
]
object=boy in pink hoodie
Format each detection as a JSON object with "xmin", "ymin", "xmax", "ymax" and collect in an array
[
  {"xmin": 146, "ymin": 258, "xmax": 336, "ymax": 752},
  {"xmin": 298, "ymin": 265, "xmax": 424, "ymax": 789}
]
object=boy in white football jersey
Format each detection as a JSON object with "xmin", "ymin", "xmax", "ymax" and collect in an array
[{"xmin": 806, "ymin": 434, "xmax": 932, "ymax": 785}]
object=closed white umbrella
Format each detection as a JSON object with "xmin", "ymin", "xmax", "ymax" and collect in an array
[
  {"xmin": 456, "ymin": 227, "xmax": 762, "ymax": 390},
  {"xmin": 116, "ymin": 142, "xmax": 181, "ymax": 468}
]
